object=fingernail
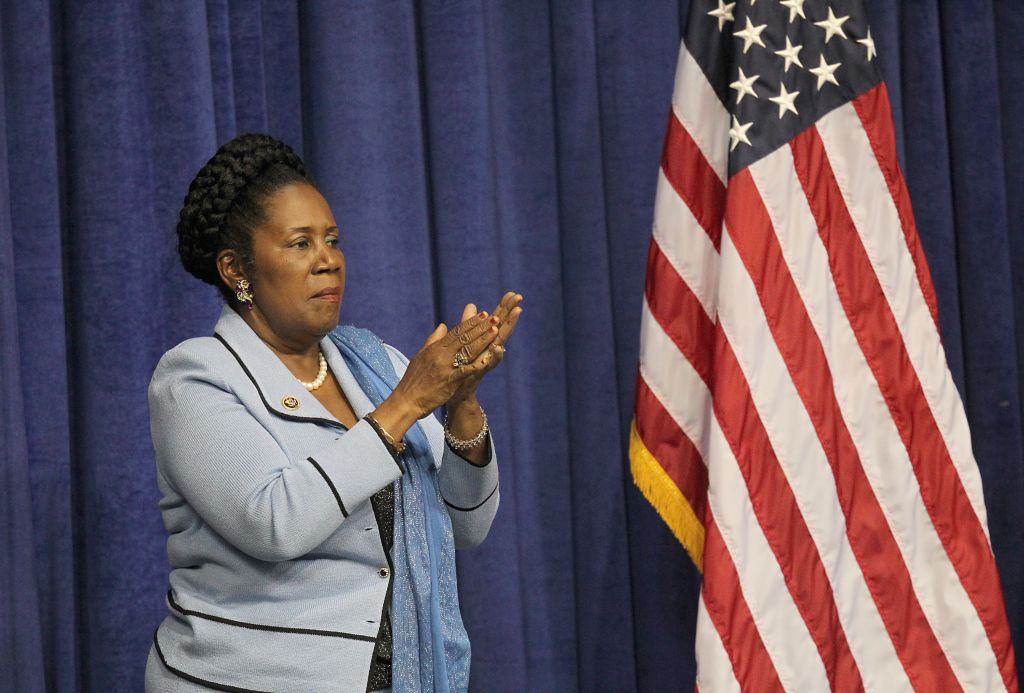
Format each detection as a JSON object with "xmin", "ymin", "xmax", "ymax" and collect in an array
[
  {"xmin": 478, "ymin": 311, "xmax": 487, "ymax": 319},
  {"xmin": 489, "ymin": 316, "xmax": 499, "ymax": 325}
]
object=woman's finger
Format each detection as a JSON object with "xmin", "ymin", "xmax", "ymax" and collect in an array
[
  {"xmin": 449, "ymin": 293, "xmax": 519, "ymax": 362},
  {"xmin": 489, "ymin": 343, "xmax": 505, "ymax": 366},
  {"xmin": 474, "ymin": 338, "xmax": 507, "ymax": 365},
  {"xmin": 461, "ymin": 344, "xmax": 504, "ymax": 386},
  {"xmin": 489, "ymin": 291, "xmax": 517, "ymax": 323},
  {"xmin": 460, "ymin": 303, "xmax": 477, "ymax": 323},
  {"xmin": 443, "ymin": 311, "xmax": 489, "ymax": 348},
  {"xmin": 496, "ymin": 305, "xmax": 523, "ymax": 344},
  {"xmin": 423, "ymin": 322, "xmax": 448, "ymax": 348},
  {"xmin": 462, "ymin": 321, "xmax": 499, "ymax": 362},
  {"xmin": 444, "ymin": 320, "xmax": 497, "ymax": 374},
  {"xmin": 462, "ymin": 343, "xmax": 498, "ymax": 376}
]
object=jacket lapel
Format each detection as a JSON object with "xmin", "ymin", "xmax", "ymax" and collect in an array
[{"xmin": 212, "ymin": 306, "xmax": 375, "ymax": 428}]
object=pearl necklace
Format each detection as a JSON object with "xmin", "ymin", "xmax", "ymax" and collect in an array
[{"xmin": 299, "ymin": 351, "xmax": 328, "ymax": 391}]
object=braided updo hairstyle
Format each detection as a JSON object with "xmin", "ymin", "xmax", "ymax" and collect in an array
[{"xmin": 176, "ymin": 133, "xmax": 315, "ymax": 303}]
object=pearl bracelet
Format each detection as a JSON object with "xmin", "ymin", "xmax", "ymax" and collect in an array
[{"xmin": 443, "ymin": 406, "xmax": 489, "ymax": 451}]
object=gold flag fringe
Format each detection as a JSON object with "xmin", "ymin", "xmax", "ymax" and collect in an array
[{"xmin": 629, "ymin": 419, "xmax": 705, "ymax": 572}]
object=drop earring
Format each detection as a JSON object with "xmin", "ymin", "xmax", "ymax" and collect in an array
[{"xmin": 234, "ymin": 279, "xmax": 254, "ymax": 310}]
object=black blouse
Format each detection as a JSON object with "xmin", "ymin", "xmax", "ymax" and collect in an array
[{"xmin": 366, "ymin": 483, "xmax": 395, "ymax": 691}]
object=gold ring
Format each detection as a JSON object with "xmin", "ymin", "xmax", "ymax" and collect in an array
[{"xmin": 452, "ymin": 352, "xmax": 468, "ymax": 368}]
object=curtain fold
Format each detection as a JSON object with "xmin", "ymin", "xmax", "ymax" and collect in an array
[
  {"xmin": 2, "ymin": 1, "xmax": 74, "ymax": 691},
  {"xmin": 2, "ymin": 1, "xmax": 1021, "ymax": 690}
]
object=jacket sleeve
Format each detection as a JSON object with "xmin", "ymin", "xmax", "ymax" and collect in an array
[
  {"xmin": 149, "ymin": 342, "xmax": 404, "ymax": 562},
  {"xmin": 382, "ymin": 344, "xmax": 500, "ymax": 550},
  {"xmin": 436, "ymin": 440, "xmax": 500, "ymax": 549}
]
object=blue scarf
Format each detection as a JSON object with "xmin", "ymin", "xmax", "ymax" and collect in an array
[{"xmin": 329, "ymin": 326, "xmax": 471, "ymax": 693}]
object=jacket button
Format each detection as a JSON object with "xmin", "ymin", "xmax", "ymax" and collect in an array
[{"xmin": 378, "ymin": 566, "xmax": 390, "ymax": 579}]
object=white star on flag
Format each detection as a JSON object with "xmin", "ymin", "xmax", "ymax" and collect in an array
[
  {"xmin": 780, "ymin": 0, "xmax": 806, "ymax": 23},
  {"xmin": 814, "ymin": 7, "xmax": 850, "ymax": 43},
  {"xmin": 775, "ymin": 36, "xmax": 804, "ymax": 72},
  {"xmin": 769, "ymin": 83, "xmax": 800, "ymax": 118},
  {"xmin": 707, "ymin": 0, "xmax": 735, "ymax": 32},
  {"xmin": 729, "ymin": 67, "xmax": 759, "ymax": 103},
  {"xmin": 734, "ymin": 17, "xmax": 767, "ymax": 54},
  {"xmin": 858, "ymin": 30, "xmax": 877, "ymax": 61},
  {"xmin": 809, "ymin": 55, "xmax": 841, "ymax": 89},
  {"xmin": 728, "ymin": 114, "xmax": 753, "ymax": 151}
]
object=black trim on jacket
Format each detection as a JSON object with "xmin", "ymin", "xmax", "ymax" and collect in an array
[
  {"xmin": 167, "ymin": 589, "xmax": 377, "ymax": 642},
  {"xmin": 214, "ymin": 333, "xmax": 348, "ymax": 429},
  {"xmin": 306, "ymin": 456, "xmax": 348, "ymax": 517},
  {"xmin": 445, "ymin": 435, "xmax": 494, "ymax": 467},
  {"xmin": 443, "ymin": 482, "xmax": 499, "ymax": 512},
  {"xmin": 154, "ymin": 628, "xmax": 271, "ymax": 693}
]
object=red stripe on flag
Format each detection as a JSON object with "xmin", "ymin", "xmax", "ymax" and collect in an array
[
  {"xmin": 726, "ymin": 169, "xmax": 961, "ymax": 690},
  {"xmin": 711, "ymin": 322, "xmax": 864, "ymax": 691},
  {"xmin": 662, "ymin": 111, "xmax": 725, "ymax": 250},
  {"xmin": 644, "ymin": 237, "xmax": 715, "ymax": 387},
  {"xmin": 633, "ymin": 372, "xmax": 707, "ymax": 522},
  {"xmin": 702, "ymin": 514, "xmax": 785, "ymax": 693},
  {"xmin": 791, "ymin": 126, "xmax": 1019, "ymax": 693},
  {"xmin": 850, "ymin": 83, "xmax": 940, "ymax": 331}
]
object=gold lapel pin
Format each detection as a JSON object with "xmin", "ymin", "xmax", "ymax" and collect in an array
[{"xmin": 281, "ymin": 395, "xmax": 300, "ymax": 410}]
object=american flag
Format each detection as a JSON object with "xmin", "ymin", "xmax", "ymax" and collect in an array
[{"xmin": 629, "ymin": 0, "xmax": 1020, "ymax": 690}]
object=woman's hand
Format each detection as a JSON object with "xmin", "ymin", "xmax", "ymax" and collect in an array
[
  {"xmin": 398, "ymin": 312, "xmax": 506, "ymax": 416},
  {"xmin": 441, "ymin": 292, "xmax": 522, "ymax": 464},
  {"xmin": 369, "ymin": 293, "xmax": 522, "ymax": 448},
  {"xmin": 370, "ymin": 310, "xmax": 501, "ymax": 443},
  {"xmin": 449, "ymin": 292, "xmax": 523, "ymax": 407}
]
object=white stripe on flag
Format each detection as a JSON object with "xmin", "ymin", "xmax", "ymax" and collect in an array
[
  {"xmin": 705, "ymin": 268, "xmax": 831, "ymax": 692},
  {"xmin": 816, "ymin": 104, "xmax": 990, "ymax": 541},
  {"xmin": 696, "ymin": 594, "xmax": 741, "ymax": 693},
  {"xmin": 652, "ymin": 168, "xmax": 720, "ymax": 319},
  {"xmin": 750, "ymin": 145, "xmax": 1002, "ymax": 692},
  {"xmin": 638, "ymin": 297, "xmax": 711, "ymax": 461},
  {"xmin": 671, "ymin": 44, "xmax": 729, "ymax": 184},
  {"xmin": 716, "ymin": 218, "xmax": 910, "ymax": 692},
  {"xmin": 705, "ymin": 413, "xmax": 829, "ymax": 692}
]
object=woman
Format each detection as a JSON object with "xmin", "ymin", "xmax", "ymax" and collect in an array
[{"xmin": 144, "ymin": 133, "xmax": 522, "ymax": 692}]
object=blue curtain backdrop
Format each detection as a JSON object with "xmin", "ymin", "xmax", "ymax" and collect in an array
[{"xmin": 2, "ymin": 1, "xmax": 1022, "ymax": 690}]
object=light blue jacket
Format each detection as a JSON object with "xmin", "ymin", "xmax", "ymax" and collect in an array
[{"xmin": 147, "ymin": 306, "xmax": 499, "ymax": 692}]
